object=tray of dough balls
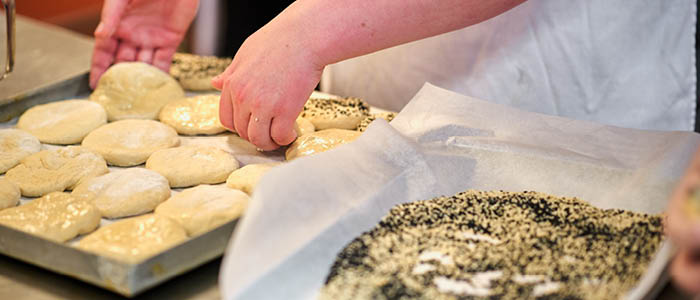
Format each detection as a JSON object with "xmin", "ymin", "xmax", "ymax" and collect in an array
[{"xmin": 0, "ymin": 57, "xmax": 395, "ymax": 297}]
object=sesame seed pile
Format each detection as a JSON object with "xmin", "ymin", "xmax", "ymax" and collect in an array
[
  {"xmin": 302, "ymin": 98, "xmax": 370, "ymax": 121},
  {"xmin": 357, "ymin": 112, "xmax": 397, "ymax": 132},
  {"xmin": 169, "ymin": 53, "xmax": 232, "ymax": 80},
  {"xmin": 320, "ymin": 190, "xmax": 664, "ymax": 300}
]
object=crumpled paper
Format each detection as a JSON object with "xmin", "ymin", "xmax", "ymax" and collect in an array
[{"xmin": 220, "ymin": 83, "xmax": 700, "ymax": 300}]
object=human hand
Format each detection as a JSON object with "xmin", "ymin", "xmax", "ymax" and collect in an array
[{"xmin": 89, "ymin": 0, "xmax": 199, "ymax": 89}]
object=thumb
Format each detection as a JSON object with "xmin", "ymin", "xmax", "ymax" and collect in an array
[
  {"xmin": 270, "ymin": 115, "xmax": 298, "ymax": 146},
  {"xmin": 212, "ymin": 63, "xmax": 236, "ymax": 90},
  {"xmin": 95, "ymin": 0, "xmax": 129, "ymax": 38}
]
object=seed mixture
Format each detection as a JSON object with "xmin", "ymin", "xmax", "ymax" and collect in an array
[
  {"xmin": 320, "ymin": 190, "xmax": 664, "ymax": 300},
  {"xmin": 301, "ymin": 98, "xmax": 370, "ymax": 122},
  {"xmin": 357, "ymin": 112, "xmax": 397, "ymax": 132},
  {"xmin": 169, "ymin": 53, "xmax": 232, "ymax": 89}
]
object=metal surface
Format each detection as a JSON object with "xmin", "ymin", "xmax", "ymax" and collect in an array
[{"xmin": 1, "ymin": 0, "xmax": 15, "ymax": 80}]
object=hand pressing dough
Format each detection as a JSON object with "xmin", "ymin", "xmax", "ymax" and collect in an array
[
  {"xmin": 170, "ymin": 53, "xmax": 232, "ymax": 91},
  {"xmin": 5, "ymin": 146, "xmax": 109, "ymax": 197},
  {"xmin": 285, "ymin": 129, "xmax": 361, "ymax": 160},
  {"xmin": 0, "ymin": 192, "xmax": 101, "ymax": 242},
  {"xmin": 76, "ymin": 214, "xmax": 187, "ymax": 263},
  {"xmin": 17, "ymin": 100, "xmax": 107, "ymax": 144},
  {"xmin": 0, "ymin": 178, "xmax": 20, "ymax": 210},
  {"xmin": 82, "ymin": 119, "xmax": 180, "ymax": 166},
  {"xmin": 90, "ymin": 62, "xmax": 185, "ymax": 121},
  {"xmin": 356, "ymin": 112, "xmax": 397, "ymax": 132},
  {"xmin": 225, "ymin": 163, "xmax": 281, "ymax": 194},
  {"xmin": 0, "ymin": 129, "xmax": 41, "ymax": 174},
  {"xmin": 294, "ymin": 117, "xmax": 315, "ymax": 137},
  {"xmin": 158, "ymin": 94, "xmax": 226, "ymax": 135},
  {"xmin": 155, "ymin": 185, "xmax": 249, "ymax": 236},
  {"xmin": 146, "ymin": 145, "xmax": 239, "ymax": 187},
  {"xmin": 301, "ymin": 98, "xmax": 370, "ymax": 130},
  {"xmin": 72, "ymin": 168, "xmax": 171, "ymax": 219}
]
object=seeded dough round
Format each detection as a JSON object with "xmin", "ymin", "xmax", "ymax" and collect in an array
[
  {"xmin": 72, "ymin": 168, "xmax": 171, "ymax": 219},
  {"xmin": 0, "ymin": 178, "xmax": 20, "ymax": 210},
  {"xmin": 146, "ymin": 145, "xmax": 238, "ymax": 188},
  {"xmin": 155, "ymin": 185, "xmax": 249, "ymax": 236},
  {"xmin": 90, "ymin": 62, "xmax": 185, "ymax": 121},
  {"xmin": 169, "ymin": 53, "xmax": 232, "ymax": 91},
  {"xmin": 77, "ymin": 214, "xmax": 187, "ymax": 263},
  {"xmin": 17, "ymin": 100, "xmax": 107, "ymax": 144},
  {"xmin": 225, "ymin": 163, "xmax": 281, "ymax": 194},
  {"xmin": 294, "ymin": 117, "xmax": 315, "ymax": 137},
  {"xmin": 5, "ymin": 146, "xmax": 109, "ymax": 197},
  {"xmin": 285, "ymin": 129, "xmax": 361, "ymax": 160},
  {"xmin": 82, "ymin": 120, "xmax": 180, "ymax": 166},
  {"xmin": 0, "ymin": 129, "xmax": 41, "ymax": 174},
  {"xmin": 301, "ymin": 98, "xmax": 370, "ymax": 130},
  {"xmin": 159, "ymin": 94, "xmax": 225, "ymax": 135}
]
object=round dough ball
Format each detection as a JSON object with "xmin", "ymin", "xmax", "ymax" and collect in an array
[
  {"xmin": 155, "ymin": 185, "xmax": 249, "ymax": 236},
  {"xmin": 82, "ymin": 119, "xmax": 180, "ymax": 167},
  {"xmin": 0, "ymin": 129, "xmax": 41, "ymax": 174},
  {"xmin": 301, "ymin": 98, "xmax": 370, "ymax": 130},
  {"xmin": 294, "ymin": 117, "xmax": 315, "ymax": 137},
  {"xmin": 285, "ymin": 129, "xmax": 361, "ymax": 160},
  {"xmin": 90, "ymin": 62, "xmax": 185, "ymax": 121},
  {"xmin": 225, "ymin": 163, "xmax": 280, "ymax": 194},
  {"xmin": 17, "ymin": 99, "xmax": 107, "ymax": 144},
  {"xmin": 158, "ymin": 94, "xmax": 226, "ymax": 135},
  {"xmin": 72, "ymin": 168, "xmax": 171, "ymax": 219},
  {"xmin": 5, "ymin": 146, "xmax": 109, "ymax": 197},
  {"xmin": 77, "ymin": 214, "xmax": 187, "ymax": 263},
  {"xmin": 170, "ymin": 53, "xmax": 232, "ymax": 91},
  {"xmin": 0, "ymin": 178, "xmax": 20, "ymax": 210},
  {"xmin": 146, "ymin": 145, "xmax": 239, "ymax": 188}
]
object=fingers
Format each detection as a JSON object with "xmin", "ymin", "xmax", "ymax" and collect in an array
[
  {"xmin": 248, "ymin": 114, "xmax": 279, "ymax": 151},
  {"xmin": 219, "ymin": 90, "xmax": 235, "ymax": 132},
  {"xmin": 95, "ymin": 0, "xmax": 129, "ymax": 38},
  {"xmin": 270, "ymin": 115, "xmax": 297, "ymax": 146},
  {"xmin": 90, "ymin": 36, "xmax": 119, "ymax": 89},
  {"xmin": 233, "ymin": 101, "xmax": 251, "ymax": 141},
  {"xmin": 137, "ymin": 48, "xmax": 154, "ymax": 64},
  {"xmin": 115, "ymin": 42, "xmax": 138, "ymax": 62},
  {"xmin": 153, "ymin": 48, "xmax": 176, "ymax": 73},
  {"xmin": 671, "ymin": 249, "xmax": 700, "ymax": 294},
  {"xmin": 212, "ymin": 63, "xmax": 235, "ymax": 91}
]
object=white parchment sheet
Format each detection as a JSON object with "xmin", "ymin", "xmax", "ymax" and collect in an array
[{"xmin": 220, "ymin": 83, "xmax": 700, "ymax": 300}]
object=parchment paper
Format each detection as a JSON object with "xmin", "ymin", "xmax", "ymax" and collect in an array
[{"xmin": 220, "ymin": 83, "xmax": 700, "ymax": 300}]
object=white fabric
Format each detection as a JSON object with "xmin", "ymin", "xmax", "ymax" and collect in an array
[{"xmin": 321, "ymin": 0, "xmax": 697, "ymax": 131}]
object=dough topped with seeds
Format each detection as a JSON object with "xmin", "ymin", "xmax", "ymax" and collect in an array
[
  {"xmin": 17, "ymin": 99, "xmax": 107, "ymax": 144},
  {"xmin": 146, "ymin": 145, "xmax": 239, "ymax": 188},
  {"xmin": 0, "ymin": 129, "xmax": 41, "ymax": 174},
  {"xmin": 5, "ymin": 146, "xmax": 109, "ymax": 197},
  {"xmin": 82, "ymin": 119, "xmax": 180, "ymax": 167},
  {"xmin": 225, "ymin": 163, "xmax": 281, "ymax": 195},
  {"xmin": 301, "ymin": 98, "xmax": 370, "ymax": 130},
  {"xmin": 159, "ymin": 94, "xmax": 226, "ymax": 135},
  {"xmin": 170, "ymin": 53, "xmax": 232, "ymax": 91},
  {"xmin": 356, "ymin": 112, "xmax": 397, "ymax": 132},
  {"xmin": 285, "ymin": 129, "xmax": 361, "ymax": 160},
  {"xmin": 90, "ymin": 62, "xmax": 185, "ymax": 121},
  {"xmin": 0, "ymin": 178, "xmax": 20, "ymax": 210}
]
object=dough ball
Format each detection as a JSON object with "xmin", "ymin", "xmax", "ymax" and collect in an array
[
  {"xmin": 225, "ymin": 163, "xmax": 280, "ymax": 194},
  {"xmin": 301, "ymin": 98, "xmax": 370, "ymax": 130},
  {"xmin": 90, "ymin": 62, "xmax": 185, "ymax": 121},
  {"xmin": 76, "ymin": 214, "xmax": 187, "ymax": 263},
  {"xmin": 0, "ymin": 192, "xmax": 101, "ymax": 242},
  {"xmin": 0, "ymin": 129, "xmax": 41, "ymax": 174},
  {"xmin": 285, "ymin": 129, "xmax": 361, "ymax": 160},
  {"xmin": 294, "ymin": 117, "xmax": 315, "ymax": 137},
  {"xmin": 5, "ymin": 146, "xmax": 109, "ymax": 197},
  {"xmin": 17, "ymin": 99, "xmax": 107, "ymax": 144},
  {"xmin": 82, "ymin": 119, "xmax": 180, "ymax": 167},
  {"xmin": 170, "ymin": 53, "xmax": 232, "ymax": 91},
  {"xmin": 356, "ymin": 112, "xmax": 397, "ymax": 132},
  {"xmin": 72, "ymin": 168, "xmax": 171, "ymax": 219},
  {"xmin": 0, "ymin": 178, "xmax": 20, "ymax": 210},
  {"xmin": 146, "ymin": 145, "xmax": 239, "ymax": 188},
  {"xmin": 158, "ymin": 94, "xmax": 226, "ymax": 135},
  {"xmin": 155, "ymin": 185, "xmax": 249, "ymax": 236}
]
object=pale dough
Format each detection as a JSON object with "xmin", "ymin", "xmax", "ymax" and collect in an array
[
  {"xmin": 17, "ymin": 99, "xmax": 107, "ymax": 144},
  {"xmin": 294, "ymin": 117, "xmax": 315, "ymax": 137},
  {"xmin": 146, "ymin": 145, "xmax": 239, "ymax": 188},
  {"xmin": 0, "ymin": 192, "xmax": 100, "ymax": 242},
  {"xmin": 0, "ymin": 129, "xmax": 41, "ymax": 174},
  {"xmin": 76, "ymin": 214, "xmax": 187, "ymax": 263},
  {"xmin": 0, "ymin": 178, "xmax": 20, "ymax": 210},
  {"xmin": 301, "ymin": 98, "xmax": 370, "ymax": 130},
  {"xmin": 170, "ymin": 53, "xmax": 232, "ymax": 91},
  {"xmin": 5, "ymin": 146, "xmax": 109, "ymax": 197},
  {"xmin": 90, "ymin": 62, "xmax": 185, "ymax": 121},
  {"xmin": 225, "ymin": 163, "xmax": 281, "ymax": 194},
  {"xmin": 72, "ymin": 168, "xmax": 171, "ymax": 219},
  {"xmin": 158, "ymin": 94, "xmax": 226, "ymax": 135},
  {"xmin": 82, "ymin": 119, "xmax": 180, "ymax": 166},
  {"xmin": 285, "ymin": 129, "xmax": 361, "ymax": 160},
  {"xmin": 155, "ymin": 185, "xmax": 249, "ymax": 236}
]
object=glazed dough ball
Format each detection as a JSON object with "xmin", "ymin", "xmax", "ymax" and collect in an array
[
  {"xmin": 72, "ymin": 168, "xmax": 171, "ymax": 219},
  {"xmin": 17, "ymin": 99, "xmax": 107, "ymax": 144},
  {"xmin": 225, "ymin": 163, "xmax": 281, "ymax": 195},
  {"xmin": 76, "ymin": 214, "xmax": 187, "ymax": 263},
  {"xmin": 155, "ymin": 185, "xmax": 249, "ymax": 236},
  {"xmin": 0, "ymin": 129, "xmax": 41, "ymax": 174},
  {"xmin": 146, "ymin": 145, "xmax": 239, "ymax": 188},
  {"xmin": 82, "ymin": 119, "xmax": 180, "ymax": 167},
  {"xmin": 5, "ymin": 146, "xmax": 109, "ymax": 197},
  {"xmin": 301, "ymin": 98, "xmax": 370, "ymax": 130},
  {"xmin": 0, "ymin": 178, "xmax": 20, "ymax": 210},
  {"xmin": 0, "ymin": 192, "xmax": 101, "ymax": 242},
  {"xmin": 294, "ymin": 117, "xmax": 315, "ymax": 137},
  {"xmin": 158, "ymin": 94, "xmax": 226, "ymax": 135},
  {"xmin": 90, "ymin": 62, "xmax": 185, "ymax": 121},
  {"xmin": 169, "ymin": 53, "xmax": 232, "ymax": 91},
  {"xmin": 285, "ymin": 129, "xmax": 361, "ymax": 160}
]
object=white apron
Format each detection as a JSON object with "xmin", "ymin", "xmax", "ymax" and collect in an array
[{"xmin": 321, "ymin": 0, "xmax": 697, "ymax": 131}]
